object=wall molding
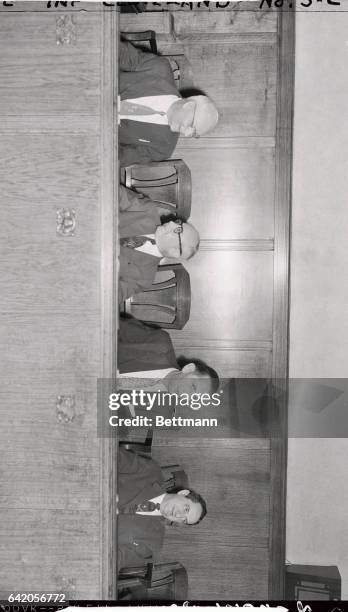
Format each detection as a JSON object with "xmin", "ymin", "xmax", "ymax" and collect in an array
[
  {"xmin": 170, "ymin": 337, "xmax": 272, "ymax": 352},
  {"xmin": 176, "ymin": 136, "xmax": 275, "ymax": 150},
  {"xmin": 200, "ymin": 239, "xmax": 274, "ymax": 252},
  {"xmin": 99, "ymin": 7, "xmax": 117, "ymax": 601},
  {"xmin": 268, "ymin": 7, "xmax": 295, "ymax": 600},
  {"xmin": 173, "ymin": 32, "xmax": 277, "ymax": 45}
]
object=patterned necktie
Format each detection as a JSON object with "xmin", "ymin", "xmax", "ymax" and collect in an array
[
  {"xmin": 137, "ymin": 501, "xmax": 161, "ymax": 512},
  {"xmin": 120, "ymin": 99, "xmax": 166, "ymax": 117},
  {"xmin": 120, "ymin": 235, "xmax": 156, "ymax": 249},
  {"xmin": 119, "ymin": 500, "xmax": 161, "ymax": 515}
]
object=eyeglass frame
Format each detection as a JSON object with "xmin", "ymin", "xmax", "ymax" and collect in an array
[{"xmin": 173, "ymin": 219, "xmax": 183, "ymax": 256}]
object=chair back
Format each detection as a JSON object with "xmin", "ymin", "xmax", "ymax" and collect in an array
[
  {"xmin": 166, "ymin": 54, "xmax": 194, "ymax": 91},
  {"xmin": 118, "ymin": 561, "xmax": 188, "ymax": 600},
  {"xmin": 121, "ymin": 30, "xmax": 157, "ymax": 54},
  {"xmin": 161, "ymin": 465, "xmax": 189, "ymax": 492},
  {"xmin": 121, "ymin": 159, "xmax": 192, "ymax": 221},
  {"xmin": 120, "ymin": 31, "xmax": 192, "ymax": 90},
  {"xmin": 122, "ymin": 263, "xmax": 191, "ymax": 330}
]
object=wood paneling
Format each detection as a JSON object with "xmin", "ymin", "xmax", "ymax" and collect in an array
[
  {"xmin": 100, "ymin": 7, "xmax": 119, "ymax": 599},
  {"xmin": 0, "ymin": 394, "xmax": 99, "ymax": 510},
  {"xmin": 0, "ymin": 6, "xmax": 118, "ymax": 600},
  {"xmin": 175, "ymin": 146, "xmax": 275, "ymax": 240},
  {"xmin": 169, "ymin": 344, "xmax": 272, "ymax": 378},
  {"xmin": 0, "ymin": 134, "xmax": 100, "ymax": 312},
  {"xmin": 163, "ymin": 40, "xmax": 277, "ymax": 137},
  {"xmin": 268, "ymin": 8, "xmax": 295, "ymax": 599},
  {"xmin": 0, "ymin": 508, "xmax": 100, "ymax": 599},
  {"xmin": 0, "ymin": 135, "xmax": 99, "ymax": 203},
  {"xmin": 0, "ymin": 13, "xmax": 101, "ymax": 119},
  {"xmin": 176, "ymin": 250, "xmax": 274, "ymax": 341},
  {"xmin": 172, "ymin": 10, "xmax": 277, "ymax": 35},
  {"xmin": 120, "ymin": 12, "xmax": 173, "ymax": 36},
  {"xmin": 152, "ymin": 440, "xmax": 270, "ymax": 599},
  {"xmin": 0, "ymin": 313, "xmax": 100, "ymax": 391}
]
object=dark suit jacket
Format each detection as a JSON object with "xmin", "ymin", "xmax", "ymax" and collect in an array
[
  {"xmin": 119, "ymin": 185, "xmax": 162, "ymax": 305},
  {"xmin": 118, "ymin": 447, "xmax": 167, "ymax": 569},
  {"xmin": 119, "ymin": 41, "xmax": 180, "ymax": 166},
  {"xmin": 118, "ymin": 316, "xmax": 178, "ymax": 373}
]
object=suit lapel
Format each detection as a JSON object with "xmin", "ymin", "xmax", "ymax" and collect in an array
[{"xmin": 119, "ymin": 211, "xmax": 159, "ymax": 238}]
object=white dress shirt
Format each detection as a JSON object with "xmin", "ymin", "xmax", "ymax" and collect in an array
[{"xmin": 119, "ymin": 95, "xmax": 180, "ymax": 124}]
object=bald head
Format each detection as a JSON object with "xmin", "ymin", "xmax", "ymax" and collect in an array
[
  {"xmin": 167, "ymin": 95, "xmax": 219, "ymax": 138},
  {"xmin": 155, "ymin": 219, "xmax": 200, "ymax": 260}
]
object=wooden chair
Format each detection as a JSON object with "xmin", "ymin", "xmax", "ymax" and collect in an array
[
  {"xmin": 118, "ymin": 561, "xmax": 188, "ymax": 600},
  {"xmin": 121, "ymin": 30, "xmax": 157, "ymax": 54},
  {"xmin": 119, "ymin": 439, "xmax": 189, "ymax": 492},
  {"xmin": 121, "ymin": 159, "xmax": 192, "ymax": 221},
  {"xmin": 122, "ymin": 263, "xmax": 191, "ymax": 330},
  {"xmin": 120, "ymin": 31, "xmax": 192, "ymax": 90}
]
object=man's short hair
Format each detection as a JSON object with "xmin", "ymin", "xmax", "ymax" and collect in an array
[
  {"xmin": 189, "ymin": 95, "xmax": 219, "ymax": 136},
  {"xmin": 167, "ymin": 487, "xmax": 207, "ymax": 525},
  {"xmin": 177, "ymin": 356, "xmax": 220, "ymax": 393}
]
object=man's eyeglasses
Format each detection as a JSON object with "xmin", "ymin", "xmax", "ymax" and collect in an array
[{"xmin": 173, "ymin": 219, "xmax": 183, "ymax": 256}]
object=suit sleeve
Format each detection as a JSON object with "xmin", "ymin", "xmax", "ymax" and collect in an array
[
  {"xmin": 118, "ymin": 448, "xmax": 163, "ymax": 480},
  {"xmin": 118, "ymin": 275, "xmax": 149, "ymax": 305},
  {"xmin": 119, "ymin": 142, "xmax": 167, "ymax": 167},
  {"xmin": 119, "ymin": 40, "xmax": 171, "ymax": 74},
  {"xmin": 118, "ymin": 540, "xmax": 153, "ymax": 571},
  {"xmin": 118, "ymin": 316, "xmax": 171, "ymax": 346},
  {"xmin": 119, "ymin": 185, "xmax": 162, "ymax": 221}
]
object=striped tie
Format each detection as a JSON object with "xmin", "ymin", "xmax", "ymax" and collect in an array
[{"xmin": 120, "ymin": 99, "xmax": 166, "ymax": 117}]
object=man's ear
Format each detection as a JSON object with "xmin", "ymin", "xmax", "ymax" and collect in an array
[
  {"xmin": 177, "ymin": 489, "xmax": 190, "ymax": 497},
  {"xmin": 181, "ymin": 363, "xmax": 196, "ymax": 375}
]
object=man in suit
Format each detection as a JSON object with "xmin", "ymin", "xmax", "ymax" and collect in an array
[
  {"xmin": 118, "ymin": 446, "xmax": 207, "ymax": 569},
  {"xmin": 119, "ymin": 40, "xmax": 219, "ymax": 166},
  {"xmin": 119, "ymin": 185, "xmax": 200, "ymax": 304},
  {"xmin": 118, "ymin": 316, "xmax": 219, "ymax": 394}
]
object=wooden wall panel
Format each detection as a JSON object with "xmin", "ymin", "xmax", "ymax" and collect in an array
[
  {"xmin": 175, "ymin": 145, "xmax": 275, "ymax": 240},
  {"xmin": 1, "ymin": 406, "xmax": 99, "ymax": 510},
  {"xmin": 160, "ymin": 545, "xmax": 269, "ymax": 600},
  {"xmin": 0, "ymin": 313, "xmax": 100, "ymax": 392},
  {"xmin": 171, "ymin": 10, "xmax": 277, "ymax": 35},
  {"xmin": 0, "ymin": 6, "xmax": 118, "ymax": 600},
  {"xmin": 152, "ymin": 440, "xmax": 270, "ymax": 599},
  {"xmin": 173, "ymin": 251, "xmax": 274, "ymax": 341},
  {"xmin": 156, "ymin": 39, "xmax": 277, "ymax": 138},
  {"xmin": 166, "ymin": 343, "xmax": 272, "ymax": 378},
  {"xmin": 0, "ymin": 135, "xmax": 100, "ymax": 312},
  {"xmin": 0, "ymin": 135, "xmax": 99, "ymax": 203},
  {"xmin": 0, "ymin": 13, "xmax": 101, "ymax": 118},
  {"xmin": 0, "ymin": 508, "xmax": 100, "ymax": 599},
  {"xmin": 176, "ymin": 41, "xmax": 276, "ymax": 137},
  {"xmin": 119, "ymin": 12, "xmax": 173, "ymax": 36}
]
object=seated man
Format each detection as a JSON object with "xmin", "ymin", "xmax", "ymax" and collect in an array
[
  {"xmin": 118, "ymin": 315, "xmax": 219, "ymax": 394},
  {"xmin": 119, "ymin": 40, "xmax": 219, "ymax": 166},
  {"xmin": 118, "ymin": 446, "xmax": 207, "ymax": 570},
  {"xmin": 119, "ymin": 185, "xmax": 199, "ymax": 304}
]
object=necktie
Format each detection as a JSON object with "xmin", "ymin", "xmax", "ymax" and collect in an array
[
  {"xmin": 119, "ymin": 500, "xmax": 161, "ymax": 515},
  {"xmin": 137, "ymin": 501, "xmax": 161, "ymax": 512},
  {"xmin": 120, "ymin": 100, "xmax": 166, "ymax": 117},
  {"xmin": 120, "ymin": 235, "xmax": 156, "ymax": 249}
]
